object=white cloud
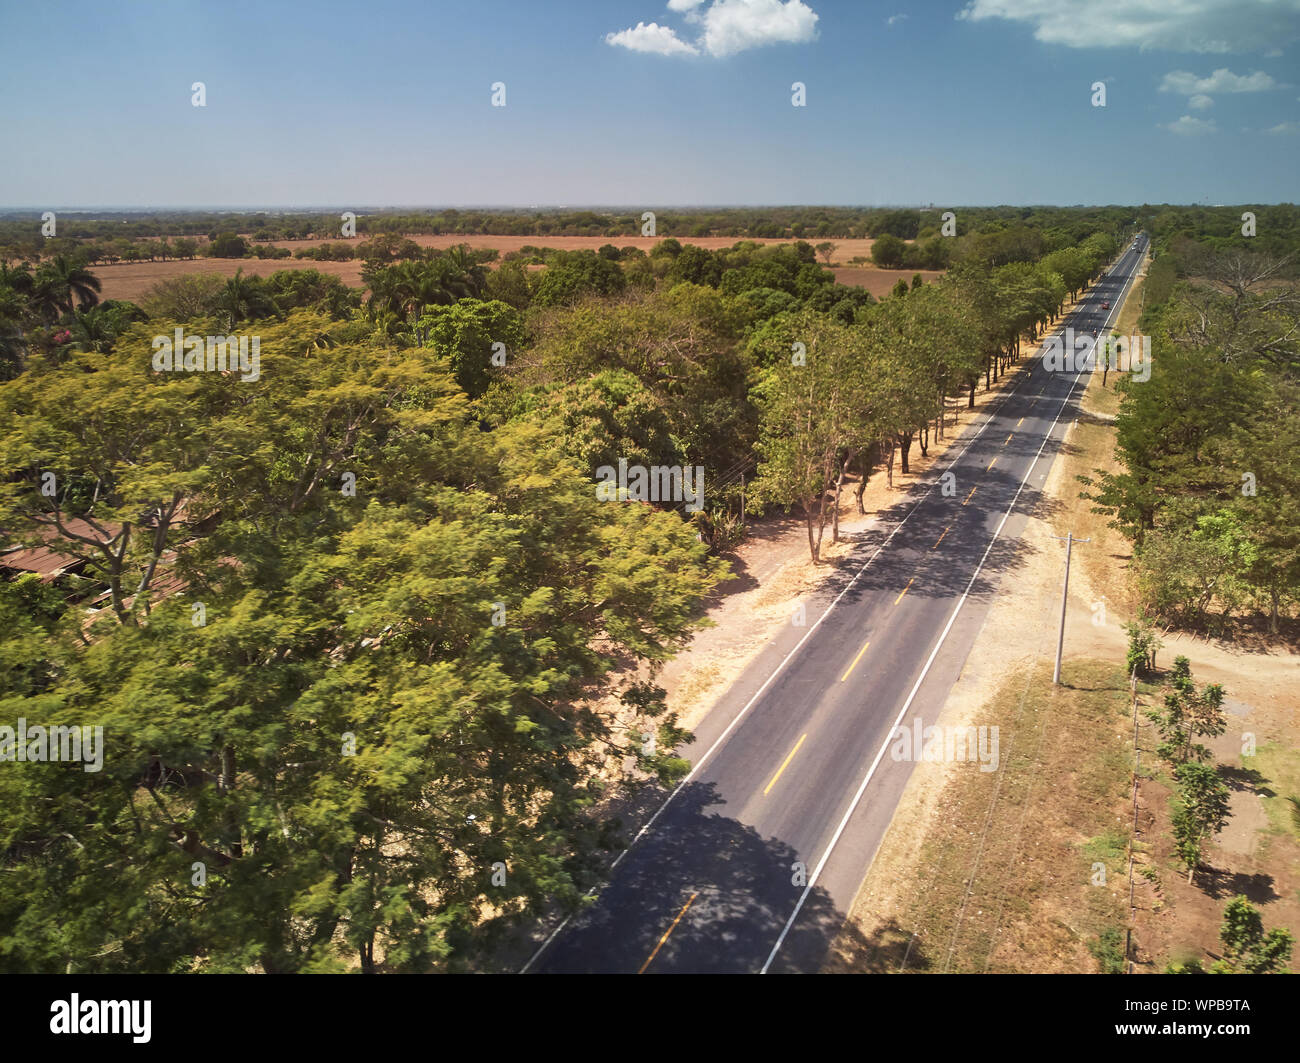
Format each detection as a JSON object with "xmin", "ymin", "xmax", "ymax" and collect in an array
[
  {"xmin": 609, "ymin": 1, "xmax": 818, "ymax": 58},
  {"xmin": 1159, "ymin": 68, "xmax": 1276, "ymax": 94},
  {"xmin": 886, "ymin": 13, "xmax": 908, "ymax": 26},
  {"xmin": 1164, "ymin": 114, "xmax": 1218, "ymax": 135},
  {"xmin": 698, "ymin": 0, "xmax": 820, "ymax": 57},
  {"xmin": 1188, "ymin": 93, "xmax": 1214, "ymax": 108},
  {"xmin": 1266, "ymin": 120, "xmax": 1300, "ymax": 133},
  {"xmin": 957, "ymin": 0, "xmax": 1300, "ymax": 54},
  {"xmin": 605, "ymin": 21, "xmax": 700, "ymax": 56}
]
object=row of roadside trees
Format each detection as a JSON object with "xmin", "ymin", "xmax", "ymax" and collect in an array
[{"xmin": 751, "ymin": 234, "xmax": 1119, "ymax": 560}]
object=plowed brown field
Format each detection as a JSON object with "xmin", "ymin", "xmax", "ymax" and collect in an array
[
  {"xmin": 89, "ymin": 231, "xmax": 915, "ymax": 298},
  {"xmin": 92, "ymin": 235, "xmax": 936, "ymax": 302}
]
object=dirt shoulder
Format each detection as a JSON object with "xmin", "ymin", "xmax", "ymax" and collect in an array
[
  {"xmin": 823, "ymin": 254, "xmax": 1300, "ymax": 973},
  {"xmin": 659, "ymin": 344, "xmax": 1056, "ymax": 739}
]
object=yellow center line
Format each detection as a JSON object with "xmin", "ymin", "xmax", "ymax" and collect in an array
[
  {"xmin": 963, "ymin": 486, "xmax": 977, "ymax": 506},
  {"xmin": 894, "ymin": 576, "xmax": 915, "ymax": 606},
  {"xmin": 986, "ymin": 456, "xmax": 997, "ymax": 471},
  {"xmin": 932, "ymin": 525, "xmax": 950, "ymax": 550},
  {"xmin": 638, "ymin": 891, "xmax": 699, "ymax": 974},
  {"xmin": 764, "ymin": 733, "xmax": 809, "ymax": 794},
  {"xmin": 839, "ymin": 639, "xmax": 870, "ymax": 682},
  {"xmin": 1016, "ymin": 417, "xmax": 1024, "ymax": 427},
  {"xmin": 1003, "ymin": 432, "xmax": 1013, "ymax": 446}
]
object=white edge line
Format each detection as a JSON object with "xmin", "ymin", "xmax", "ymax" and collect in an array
[
  {"xmin": 523, "ymin": 245, "xmax": 1142, "ymax": 974},
  {"xmin": 759, "ymin": 245, "xmax": 1143, "ymax": 974},
  {"xmin": 521, "ymin": 349, "xmax": 1020, "ymax": 972}
]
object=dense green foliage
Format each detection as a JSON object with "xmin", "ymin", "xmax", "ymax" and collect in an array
[
  {"xmin": 1214, "ymin": 895, "xmax": 1294, "ymax": 973},
  {"xmin": 0, "ymin": 314, "xmax": 725, "ymax": 972},
  {"xmin": 0, "ymin": 205, "xmax": 1140, "ymax": 971},
  {"xmin": 1081, "ymin": 236, "xmax": 1300, "ymax": 634}
]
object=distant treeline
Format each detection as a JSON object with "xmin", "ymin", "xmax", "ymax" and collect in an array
[{"xmin": 0, "ymin": 204, "xmax": 1159, "ymax": 260}]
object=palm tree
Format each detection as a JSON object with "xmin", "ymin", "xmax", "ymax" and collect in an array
[
  {"xmin": 364, "ymin": 264, "xmax": 404, "ymax": 319},
  {"xmin": 0, "ymin": 321, "xmax": 25, "ymax": 379},
  {"xmin": 440, "ymin": 245, "xmax": 486, "ymax": 296},
  {"xmin": 29, "ymin": 278, "xmax": 66, "ymax": 324},
  {"xmin": 217, "ymin": 268, "xmax": 277, "ymax": 329},
  {"xmin": 0, "ymin": 260, "xmax": 35, "ymax": 298},
  {"xmin": 368, "ymin": 308, "xmax": 405, "ymax": 340},
  {"xmin": 364, "ymin": 257, "xmax": 481, "ymax": 341},
  {"xmin": 37, "ymin": 254, "xmax": 102, "ymax": 317},
  {"xmin": 67, "ymin": 307, "xmax": 117, "ymax": 353},
  {"xmin": 0, "ymin": 276, "xmax": 31, "ymax": 377},
  {"xmin": 402, "ymin": 264, "xmax": 458, "ymax": 319}
]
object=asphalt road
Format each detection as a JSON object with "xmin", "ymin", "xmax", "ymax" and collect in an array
[{"xmin": 526, "ymin": 236, "xmax": 1149, "ymax": 974}]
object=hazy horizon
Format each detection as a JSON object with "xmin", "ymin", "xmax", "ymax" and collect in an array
[{"xmin": 0, "ymin": 200, "xmax": 1284, "ymax": 213}]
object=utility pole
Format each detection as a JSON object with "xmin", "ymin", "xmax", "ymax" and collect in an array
[{"xmin": 1052, "ymin": 531, "xmax": 1090, "ymax": 685}]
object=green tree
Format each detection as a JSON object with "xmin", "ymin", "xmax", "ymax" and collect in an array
[
  {"xmin": 1122, "ymin": 620, "xmax": 1162, "ymax": 678},
  {"xmin": 531, "ymin": 251, "xmax": 626, "ymax": 307},
  {"xmin": 216, "ymin": 268, "xmax": 277, "ymax": 328},
  {"xmin": 415, "ymin": 299, "xmax": 524, "ymax": 399},
  {"xmin": 668, "ymin": 244, "xmax": 722, "ymax": 287},
  {"xmin": 872, "ymin": 234, "xmax": 906, "ymax": 269},
  {"xmin": 1147, "ymin": 656, "xmax": 1226, "ymax": 766},
  {"xmin": 210, "ymin": 232, "xmax": 248, "ymax": 258},
  {"xmin": 1170, "ymin": 761, "xmax": 1231, "ymax": 884},
  {"xmin": 485, "ymin": 260, "xmax": 532, "ymax": 309},
  {"xmin": 752, "ymin": 313, "xmax": 881, "ymax": 560},
  {"xmin": 139, "ymin": 274, "xmax": 225, "ymax": 320},
  {"xmin": 1214, "ymin": 896, "xmax": 1294, "ymax": 973},
  {"xmin": 0, "ymin": 314, "xmax": 726, "ymax": 973},
  {"xmin": 519, "ymin": 284, "xmax": 754, "ymax": 501}
]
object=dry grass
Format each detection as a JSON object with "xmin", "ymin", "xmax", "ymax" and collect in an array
[
  {"xmin": 825, "ymin": 658, "xmax": 1135, "ymax": 973},
  {"xmin": 93, "ymin": 235, "xmax": 883, "ymax": 303},
  {"xmin": 831, "ymin": 266, "xmax": 946, "ymax": 297},
  {"xmin": 262, "ymin": 233, "xmax": 879, "ymax": 260},
  {"xmin": 826, "ymin": 255, "xmax": 1300, "ymax": 974}
]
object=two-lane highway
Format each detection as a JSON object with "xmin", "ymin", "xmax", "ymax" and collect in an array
[{"xmin": 526, "ymin": 235, "xmax": 1149, "ymax": 974}]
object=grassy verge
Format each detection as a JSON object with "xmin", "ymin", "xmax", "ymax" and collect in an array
[
  {"xmin": 1080, "ymin": 256, "xmax": 1148, "ymax": 420},
  {"xmin": 1244, "ymin": 742, "xmax": 1300, "ymax": 858},
  {"xmin": 826, "ymin": 658, "xmax": 1136, "ymax": 973}
]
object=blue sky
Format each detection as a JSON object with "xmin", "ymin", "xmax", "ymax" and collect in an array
[{"xmin": 0, "ymin": 0, "xmax": 1297, "ymax": 207}]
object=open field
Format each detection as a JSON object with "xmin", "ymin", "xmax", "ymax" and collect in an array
[
  {"xmin": 93, "ymin": 256, "xmax": 363, "ymax": 303},
  {"xmin": 90, "ymin": 235, "xmax": 898, "ymax": 303},
  {"xmin": 832, "ymin": 266, "xmax": 946, "ymax": 296},
  {"xmin": 261, "ymin": 233, "xmax": 880, "ymax": 259}
]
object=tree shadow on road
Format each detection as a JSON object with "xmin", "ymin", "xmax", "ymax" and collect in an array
[{"xmin": 523, "ymin": 781, "xmax": 861, "ymax": 974}]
